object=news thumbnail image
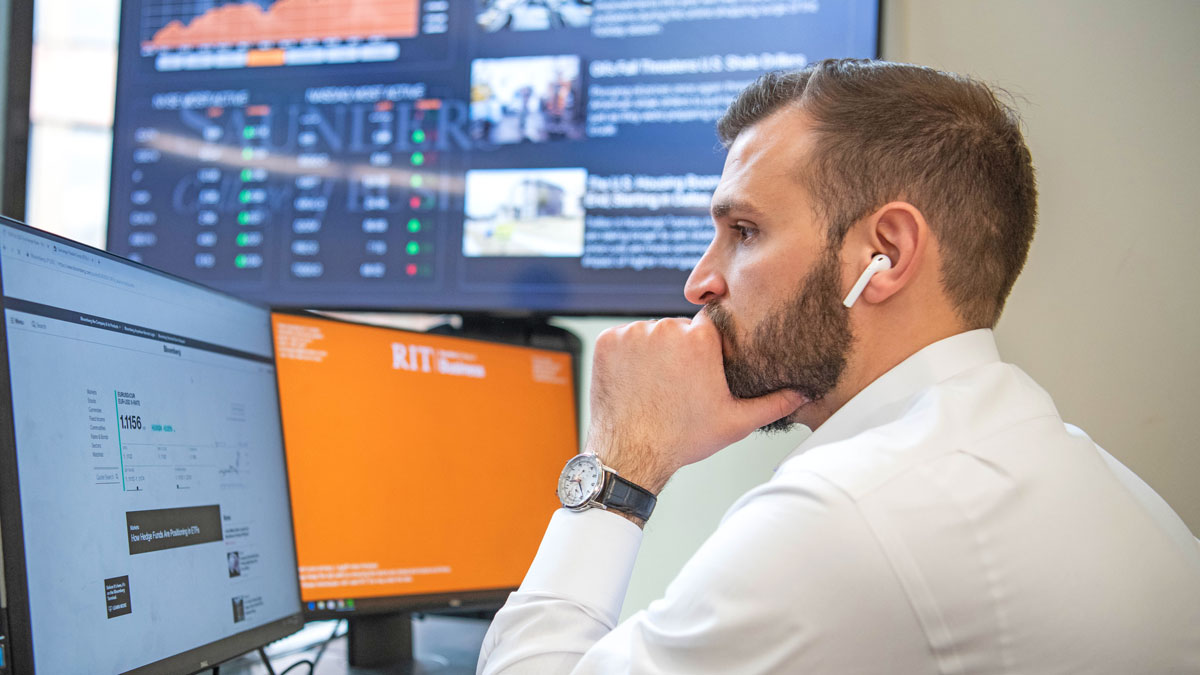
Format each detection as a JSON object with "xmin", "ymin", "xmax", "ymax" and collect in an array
[
  {"xmin": 470, "ymin": 55, "xmax": 585, "ymax": 145},
  {"xmin": 477, "ymin": 0, "xmax": 593, "ymax": 32},
  {"xmin": 463, "ymin": 168, "xmax": 587, "ymax": 258}
]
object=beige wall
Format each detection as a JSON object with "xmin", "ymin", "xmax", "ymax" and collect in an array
[
  {"xmin": 562, "ymin": 0, "xmax": 1200, "ymax": 619},
  {"xmin": 884, "ymin": 0, "xmax": 1200, "ymax": 534}
]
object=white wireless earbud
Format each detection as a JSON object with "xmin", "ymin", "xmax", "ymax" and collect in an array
[{"xmin": 842, "ymin": 254, "xmax": 892, "ymax": 308}]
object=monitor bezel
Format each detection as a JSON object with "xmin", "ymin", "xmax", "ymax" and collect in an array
[
  {"xmin": 0, "ymin": 215, "xmax": 306, "ymax": 674},
  {"xmin": 268, "ymin": 308, "xmax": 580, "ymax": 620}
]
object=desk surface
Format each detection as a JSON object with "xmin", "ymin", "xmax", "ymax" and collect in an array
[{"xmin": 220, "ymin": 615, "xmax": 490, "ymax": 675}]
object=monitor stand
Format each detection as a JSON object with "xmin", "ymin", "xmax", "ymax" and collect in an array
[
  {"xmin": 427, "ymin": 314, "xmax": 584, "ymax": 404},
  {"xmin": 345, "ymin": 613, "xmax": 487, "ymax": 674},
  {"xmin": 429, "ymin": 314, "xmax": 582, "ymax": 352},
  {"xmin": 347, "ymin": 613, "xmax": 415, "ymax": 670}
]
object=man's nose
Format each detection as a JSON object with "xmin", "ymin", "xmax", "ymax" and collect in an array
[{"xmin": 684, "ymin": 246, "xmax": 727, "ymax": 306}]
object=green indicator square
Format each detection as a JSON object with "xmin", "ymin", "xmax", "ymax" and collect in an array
[
  {"xmin": 243, "ymin": 127, "xmax": 255, "ymax": 139},
  {"xmin": 239, "ymin": 190, "xmax": 250, "ymax": 203},
  {"xmin": 241, "ymin": 148, "xmax": 253, "ymax": 160},
  {"xmin": 412, "ymin": 129, "xmax": 426, "ymax": 143},
  {"xmin": 410, "ymin": 152, "xmax": 425, "ymax": 166},
  {"xmin": 235, "ymin": 255, "xmax": 248, "ymax": 268},
  {"xmin": 407, "ymin": 219, "xmax": 421, "ymax": 233},
  {"xmin": 406, "ymin": 241, "xmax": 420, "ymax": 255},
  {"xmin": 236, "ymin": 233, "xmax": 249, "ymax": 246},
  {"xmin": 238, "ymin": 212, "xmax": 249, "ymax": 225},
  {"xmin": 241, "ymin": 168, "xmax": 253, "ymax": 181},
  {"xmin": 410, "ymin": 175, "xmax": 423, "ymax": 188}
]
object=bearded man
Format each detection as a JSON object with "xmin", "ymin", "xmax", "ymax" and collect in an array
[{"xmin": 478, "ymin": 59, "xmax": 1200, "ymax": 673}]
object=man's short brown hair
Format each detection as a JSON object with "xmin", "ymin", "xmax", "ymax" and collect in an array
[{"xmin": 717, "ymin": 59, "xmax": 1037, "ymax": 329}]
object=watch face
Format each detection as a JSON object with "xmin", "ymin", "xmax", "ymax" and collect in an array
[{"xmin": 557, "ymin": 454, "xmax": 604, "ymax": 510}]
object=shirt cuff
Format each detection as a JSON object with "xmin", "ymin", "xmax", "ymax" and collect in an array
[{"xmin": 518, "ymin": 508, "xmax": 644, "ymax": 621}]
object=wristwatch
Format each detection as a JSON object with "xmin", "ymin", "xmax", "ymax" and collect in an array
[{"xmin": 556, "ymin": 453, "xmax": 657, "ymax": 522}]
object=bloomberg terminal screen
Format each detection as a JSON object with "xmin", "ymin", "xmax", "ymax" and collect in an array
[{"xmin": 107, "ymin": 1, "xmax": 878, "ymax": 314}]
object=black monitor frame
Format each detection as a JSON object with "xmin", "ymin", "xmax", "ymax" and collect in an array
[
  {"xmin": 1, "ymin": 0, "xmax": 33, "ymax": 220},
  {"xmin": 0, "ymin": 215, "xmax": 305, "ymax": 674}
]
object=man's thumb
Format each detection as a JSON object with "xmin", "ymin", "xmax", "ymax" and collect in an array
[{"xmin": 736, "ymin": 389, "xmax": 809, "ymax": 431}]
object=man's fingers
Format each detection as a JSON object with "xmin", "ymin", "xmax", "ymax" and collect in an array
[{"xmin": 735, "ymin": 388, "xmax": 809, "ymax": 432}]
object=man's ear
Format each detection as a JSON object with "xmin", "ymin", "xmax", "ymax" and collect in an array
[{"xmin": 852, "ymin": 201, "xmax": 930, "ymax": 305}]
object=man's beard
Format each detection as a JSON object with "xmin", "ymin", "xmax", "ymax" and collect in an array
[{"xmin": 705, "ymin": 248, "xmax": 853, "ymax": 432}]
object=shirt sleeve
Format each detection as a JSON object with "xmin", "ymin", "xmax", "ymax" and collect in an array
[
  {"xmin": 477, "ymin": 471, "xmax": 932, "ymax": 675},
  {"xmin": 477, "ymin": 507, "xmax": 644, "ymax": 674}
]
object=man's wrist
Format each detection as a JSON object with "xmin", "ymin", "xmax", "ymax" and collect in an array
[
  {"xmin": 588, "ymin": 439, "xmax": 676, "ymax": 497},
  {"xmin": 605, "ymin": 508, "xmax": 646, "ymax": 529},
  {"xmin": 585, "ymin": 436, "xmax": 673, "ymax": 496}
]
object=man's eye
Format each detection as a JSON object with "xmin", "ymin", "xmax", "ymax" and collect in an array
[{"xmin": 731, "ymin": 222, "xmax": 757, "ymax": 242}]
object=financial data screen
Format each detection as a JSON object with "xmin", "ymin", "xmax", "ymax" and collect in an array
[
  {"xmin": 107, "ymin": 0, "xmax": 878, "ymax": 314},
  {"xmin": 0, "ymin": 220, "xmax": 301, "ymax": 673},
  {"xmin": 271, "ymin": 311, "xmax": 577, "ymax": 608}
]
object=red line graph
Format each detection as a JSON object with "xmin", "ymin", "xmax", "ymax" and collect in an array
[{"xmin": 145, "ymin": 0, "xmax": 419, "ymax": 49}]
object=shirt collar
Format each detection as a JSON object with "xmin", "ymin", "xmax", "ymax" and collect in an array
[{"xmin": 780, "ymin": 329, "xmax": 1001, "ymax": 466}]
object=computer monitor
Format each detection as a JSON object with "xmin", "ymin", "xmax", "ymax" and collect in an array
[
  {"xmin": 105, "ymin": 0, "xmax": 880, "ymax": 314},
  {"xmin": 0, "ymin": 216, "xmax": 303, "ymax": 673},
  {"xmin": 270, "ymin": 310, "xmax": 578, "ymax": 667}
]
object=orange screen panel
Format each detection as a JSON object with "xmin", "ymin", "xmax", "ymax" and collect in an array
[{"xmin": 271, "ymin": 313, "xmax": 576, "ymax": 603}]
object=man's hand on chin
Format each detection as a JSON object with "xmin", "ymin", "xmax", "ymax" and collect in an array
[{"xmin": 585, "ymin": 310, "xmax": 808, "ymax": 495}]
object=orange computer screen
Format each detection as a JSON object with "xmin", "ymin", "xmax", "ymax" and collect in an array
[{"xmin": 271, "ymin": 312, "xmax": 577, "ymax": 603}]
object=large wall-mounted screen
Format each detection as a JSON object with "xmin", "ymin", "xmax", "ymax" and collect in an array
[{"xmin": 106, "ymin": 1, "xmax": 879, "ymax": 314}]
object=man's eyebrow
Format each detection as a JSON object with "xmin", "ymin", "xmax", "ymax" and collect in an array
[{"xmin": 710, "ymin": 199, "xmax": 765, "ymax": 220}]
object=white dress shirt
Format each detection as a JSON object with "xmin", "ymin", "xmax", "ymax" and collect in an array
[{"xmin": 478, "ymin": 330, "xmax": 1200, "ymax": 674}]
